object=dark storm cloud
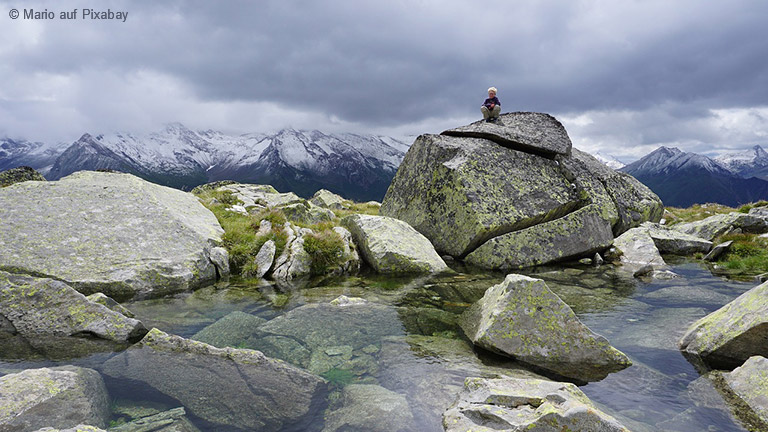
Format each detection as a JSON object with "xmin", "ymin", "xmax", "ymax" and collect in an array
[{"xmin": 1, "ymin": 0, "xmax": 767, "ymax": 153}]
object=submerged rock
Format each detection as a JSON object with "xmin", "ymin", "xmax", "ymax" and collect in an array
[
  {"xmin": 190, "ymin": 311, "xmax": 266, "ymax": 348},
  {"xmin": 459, "ymin": 274, "xmax": 631, "ymax": 382},
  {"xmin": 679, "ymin": 280, "xmax": 768, "ymax": 369},
  {"xmin": 0, "ymin": 166, "xmax": 46, "ymax": 187},
  {"xmin": 381, "ymin": 113, "xmax": 661, "ymax": 270},
  {"xmin": 109, "ymin": 407, "xmax": 200, "ymax": 432},
  {"xmin": 342, "ymin": 214, "xmax": 447, "ymax": 274},
  {"xmin": 442, "ymin": 376, "xmax": 631, "ymax": 432},
  {"xmin": 33, "ymin": 426, "xmax": 107, "ymax": 432},
  {"xmin": 100, "ymin": 328, "xmax": 327, "ymax": 431},
  {"xmin": 0, "ymin": 271, "xmax": 147, "ymax": 343},
  {"xmin": 0, "ymin": 171, "xmax": 228, "ymax": 300},
  {"xmin": 322, "ymin": 384, "xmax": 416, "ymax": 432},
  {"xmin": 0, "ymin": 366, "xmax": 110, "ymax": 431},
  {"xmin": 712, "ymin": 355, "xmax": 768, "ymax": 429}
]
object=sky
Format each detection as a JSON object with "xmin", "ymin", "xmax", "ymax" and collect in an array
[{"xmin": 1, "ymin": 0, "xmax": 767, "ymax": 162}]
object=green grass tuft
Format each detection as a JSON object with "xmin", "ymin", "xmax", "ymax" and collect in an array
[{"xmin": 303, "ymin": 229, "xmax": 347, "ymax": 275}]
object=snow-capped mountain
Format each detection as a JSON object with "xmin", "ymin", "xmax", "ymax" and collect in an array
[
  {"xmin": 591, "ymin": 152, "xmax": 625, "ymax": 170},
  {"xmin": 0, "ymin": 138, "xmax": 64, "ymax": 174},
  {"xmin": 39, "ymin": 124, "xmax": 411, "ymax": 201},
  {"xmin": 621, "ymin": 146, "xmax": 768, "ymax": 207},
  {"xmin": 715, "ymin": 145, "xmax": 768, "ymax": 181}
]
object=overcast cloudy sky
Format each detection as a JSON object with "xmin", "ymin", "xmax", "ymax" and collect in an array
[{"xmin": 1, "ymin": 0, "xmax": 767, "ymax": 161}]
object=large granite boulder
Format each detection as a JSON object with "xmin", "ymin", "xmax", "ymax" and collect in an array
[
  {"xmin": 0, "ymin": 171, "xmax": 229, "ymax": 300},
  {"xmin": 672, "ymin": 212, "xmax": 768, "ymax": 240},
  {"xmin": 381, "ymin": 113, "xmax": 662, "ymax": 270},
  {"xmin": 0, "ymin": 366, "xmax": 110, "ymax": 431},
  {"xmin": 460, "ymin": 274, "xmax": 631, "ymax": 382},
  {"xmin": 0, "ymin": 166, "xmax": 46, "ymax": 187},
  {"xmin": 322, "ymin": 384, "xmax": 415, "ymax": 432},
  {"xmin": 310, "ymin": 189, "xmax": 349, "ymax": 210},
  {"xmin": 712, "ymin": 355, "xmax": 768, "ymax": 428},
  {"xmin": 0, "ymin": 271, "xmax": 147, "ymax": 343},
  {"xmin": 679, "ymin": 280, "xmax": 768, "ymax": 368},
  {"xmin": 100, "ymin": 328, "xmax": 326, "ymax": 431},
  {"xmin": 612, "ymin": 227, "xmax": 667, "ymax": 274},
  {"xmin": 341, "ymin": 214, "xmax": 447, "ymax": 273},
  {"xmin": 442, "ymin": 376, "xmax": 630, "ymax": 432}
]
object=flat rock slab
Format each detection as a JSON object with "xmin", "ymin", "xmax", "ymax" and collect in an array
[
  {"xmin": 342, "ymin": 214, "xmax": 447, "ymax": 273},
  {"xmin": 460, "ymin": 274, "xmax": 631, "ymax": 382},
  {"xmin": 100, "ymin": 328, "xmax": 326, "ymax": 431},
  {"xmin": 442, "ymin": 112, "xmax": 573, "ymax": 156},
  {"xmin": 672, "ymin": 212, "xmax": 768, "ymax": 240},
  {"xmin": 714, "ymin": 355, "xmax": 768, "ymax": 429},
  {"xmin": 679, "ymin": 280, "xmax": 768, "ymax": 369},
  {"xmin": 641, "ymin": 222, "xmax": 713, "ymax": 255},
  {"xmin": 0, "ymin": 366, "xmax": 110, "ymax": 431},
  {"xmin": 0, "ymin": 271, "xmax": 147, "ymax": 343},
  {"xmin": 0, "ymin": 171, "xmax": 228, "ymax": 300},
  {"xmin": 442, "ymin": 376, "xmax": 630, "ymax": 432}
]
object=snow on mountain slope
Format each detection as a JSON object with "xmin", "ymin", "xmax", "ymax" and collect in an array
[
  {"xmin": 715, "ymin": 145, "xmax": 768, "ymax": 180},
  {"xmin": 591, "ymin": 152, "xmax": 625, "ymax": 169}
]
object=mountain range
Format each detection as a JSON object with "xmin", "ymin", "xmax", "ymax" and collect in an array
[
  {"xmin": 1, "ymin": 124, "xmax": 410, "ymax": 201},
  {"xmin": 620, "ymin": 145, "xmax": 768, "ymax": 207}
]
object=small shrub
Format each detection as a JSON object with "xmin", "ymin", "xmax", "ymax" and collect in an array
[{"xmin": 303, "ymin": 230, "xmax": 347, "ymax": 275}]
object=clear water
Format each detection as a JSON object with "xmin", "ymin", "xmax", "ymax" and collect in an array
[{"xmin": 0, "ymin": 258, "xmax": 757, "ymax": 431}]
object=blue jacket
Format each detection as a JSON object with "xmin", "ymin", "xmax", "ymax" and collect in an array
[{"xmin": 482, "ymin": 97, "xmax": 500, "ymax": 108}]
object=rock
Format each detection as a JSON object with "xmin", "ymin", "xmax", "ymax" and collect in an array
[
  {"xmin": 207, "ymin": 247, "xmax": 230, "ymax": 278},
  {"xmin": 0, "ymin": 271, "xmax": 147, "ymax": 343},
  {"xmin": 594, "ymin": 252, "xmax": 604, "ymax": 266},
  {"xmin": 0, "ymin": 166, "xmax": 46, "ymax": 187},
  {"xmin": 271, "ymin": 224, "xmax": 313, "ymax": 280},
  {"xmin": 341, "ymin": 214, "xmax": 447, "ymax": 273},
  {"xmin": 442, "ymin": 376, "xmax": 631, "ymax": 432},
  {"xmin": 191, "ymin": 311, "xmax": 266, "ymax": 348},
  {"xmin": 713, "ymin": 355, "xmax": 768, "ymax": 428},
  {"xmin": 641, "ymin": 222, "xmax": 713, "ymax": 255},
  {"xmin": 0, "ymin": 366, "xmax": 110, "ymax": 431},
  {"xmin": 749, "ymin": 206, "xmax": 768, "ymax": 218},
  {"xmin": 85, "ymin": 292, "xmax": 136, "ymax": 318},
  {"xmin": 253, "ymin": 300, "xmax": 402, "ymax": 374},
  {"xmin": 613, "ymin": 227, "xmax": 667, "ymax": 274},
  {"xmin": 189, "ymin": 180, "xmax": 238, "ymax": 195},
  {"xmin": 220, "ymin": 183, "xmax": 303, "ymax": 208},
  {"xmin": 672, "ymin": 212, "xmax": 768, "ymax": 240},
  {"xmin": 322, "ymin": 384, "xmax": 415, "ymax": 432},
  {"xmin": 579, "ymin": 258, "xmax": 593, "ymax": 265},
  {"xmin": 442, "ymin": 112, "xmax": 573, "ymax": 156},
  {"xmin": 331, "ymin": 226, "xmax": 362, "ymax": 275},
  {"xmin": 253, "ymin": 239, "xmax": 276, "ymax": 278},
  {"xmin": 281, "ymin": 202, "xmax": 335, "ymax": 225},
  {"xmin": 109, "ymin": 407, "xmax": 200, "ymax": 432},
  {"xmin": 756, "ymin": 273, "xmax": 768, "ymax": 283},
  {"xmin": 459, "ymin": 274, "xmax": 631, "ymax": 382},
  {"xmin": 380, "ymin": 116, "xmax": 661, "ymax": 270},
  {"xmin": 679, "ymin": 280, "xmax": 768, "ymax": 369},
  {"xmin": 310, "ymin": 189, "xmax": 349, "ymax": 210},
  {"xmin": 0, "ymin": 171, "xmax": 228, "ymax": 300},
  {"xmin": 100, "ymin": 328, "xmax": 326, "ymax": 431},
  {"xmin": 257, "ymin": 219, "xmax": 272, "ymax": 235},
  {"xmin": 704, "ymin": 240, "xmax": 734, "ymax": 261}
]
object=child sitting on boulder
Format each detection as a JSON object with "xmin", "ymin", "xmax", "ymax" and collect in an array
[{"xmin": 481, "ymin": 87, "xmax": 501, "ymax": 123}]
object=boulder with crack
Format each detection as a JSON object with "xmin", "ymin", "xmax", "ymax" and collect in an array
[
  {"xmin": 442, "ymin": 376, "xmax": 631, "ymax": 432},
  {"xmin": 0, "ymin": 171, "xmax": 229, "ymax": 300},
  {"xmin": 381, "ymin": 112, "xmax": 662, "ymax": 270},
  {"xmin": 460, "ymin": 274, "xmax": 631, "ymax": 382}
]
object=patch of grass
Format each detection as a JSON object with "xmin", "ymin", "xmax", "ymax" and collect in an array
[
  {"xmin": 715, "ymin": 233, "xmax": 768, "ymax": 275},
  {"xmin": 737, "ymin": 200, "xmax": 768, "ymax": 214},
  {"xmin": 333, "ymin": 201, "xmax": 381, "ymax": 218},
  {"xmin": 664, "ymin": 203, "xmax": 736, "ymax": 226},
  {"xmin": 303, "ymin": 229, "xmax": 347, "ymax": 275}
]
